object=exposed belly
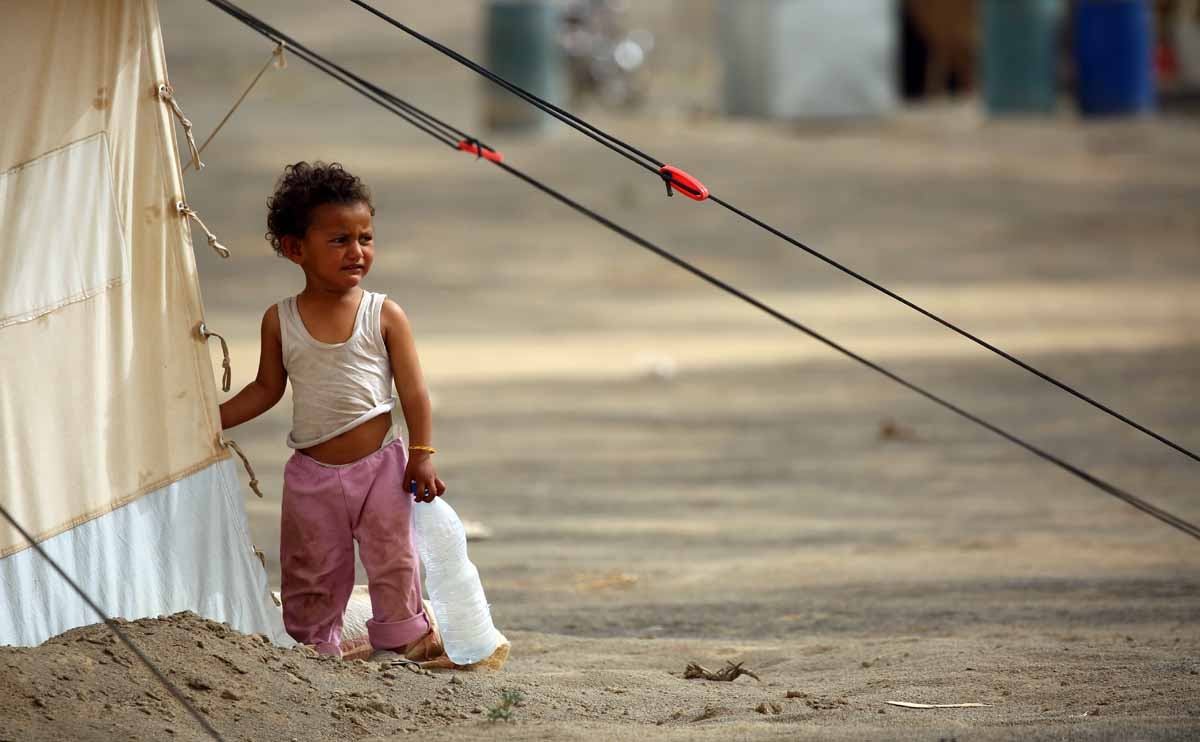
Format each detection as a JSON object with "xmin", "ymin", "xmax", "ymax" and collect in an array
[{"xmin": 299, "ymin": 412, "xmax": 393, "ymax": 465}]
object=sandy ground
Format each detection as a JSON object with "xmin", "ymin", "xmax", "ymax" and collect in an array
[{"xmin": 5, "ymin": 2, "xmax": 1200, "ymax": 740}]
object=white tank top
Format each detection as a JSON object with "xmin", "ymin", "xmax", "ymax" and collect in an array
[{"xmin": 278, "ymin": 290, "xmax": 396, "ymax": 449}]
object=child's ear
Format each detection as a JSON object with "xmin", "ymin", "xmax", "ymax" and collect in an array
[{"xmin": 281, "ymin": 235, "xmax": 304, "ymax": 264}]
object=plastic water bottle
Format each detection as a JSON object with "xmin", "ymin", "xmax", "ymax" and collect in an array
[{"xmin": 411, "ymin": 495, "xmax": 503, "ymax": 665}]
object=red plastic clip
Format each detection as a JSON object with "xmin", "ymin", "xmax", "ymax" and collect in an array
[
  {"xmin": 658, "ymin": 165, "xmax": 709, "ymax": 201},
  {"xmin": 457, "ymin": 139, "xmax": 504, "ymax": 163}
]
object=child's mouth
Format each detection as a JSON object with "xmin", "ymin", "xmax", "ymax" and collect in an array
[{"xmin": 342, "ymin": 265, "xmax": 365, "ymax": 273}]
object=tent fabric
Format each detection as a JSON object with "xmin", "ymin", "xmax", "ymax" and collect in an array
[
  {"xmin": 0, "ymin": 134, "xmax": 128, "ymax": 329},
  {"xmin": 0, "ymin": 0, "xmax": 287, "ymax": 645},
  {"xmin": 0, "ymin": 0, "xmax": 224, "ymax": 556},
  {"xmin": 0, "ymin": 459, "xmax": 291, "ymax": 646}
]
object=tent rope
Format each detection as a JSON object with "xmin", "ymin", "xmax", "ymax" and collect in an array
[
  {"xmin": 343, "ymin": 0, "xmax": 1200, "ymax": 467},
  {"xmin": 198, "ymin": 322, "xmax": 232, "ymax": 392},
  {"xmin": 177, "ymin": 201, "xmax": 231, "ymax": 258},
  {"xmin": 252, "ymin": 547, "xmax": 282, "ymax": 605},
  {"xmin": 0, "ymin": 503, "xmax": 226, "ymax": 741},
  {"xmin": 184, "ymin": 43, "xmax": 287, "ymax": 173},
  {"xmin": 221, "ymin": 436, "xmax": 263, "ymax": 498},
  {"xmin": 158, "ymin": 83, "xmax": 204, "ymax": 171},
  {"xmin": 199, "ymin": 0, "xmax": 474, "ymax": 151},
  {"xmin": 200, "ymin": 0, "xmax": 1200, "ymax": 543}
]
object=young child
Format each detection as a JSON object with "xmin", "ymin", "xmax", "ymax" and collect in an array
[{"xmin": 220, "ymin": 161, "xmax": 445, "ymax": 660}]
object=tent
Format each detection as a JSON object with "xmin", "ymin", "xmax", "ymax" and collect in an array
[{"xmin": 0, "ymin": 0, "xmax": 288, "ymax": 647}]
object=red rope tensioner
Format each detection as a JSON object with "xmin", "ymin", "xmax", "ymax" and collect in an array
[
  {"xmin": 659, "ymin": 165, "xmax": 709, "ymax": 201},
  {"xmin": 457, "ymin": 139, "xmax": 504, "ymax": 163}
]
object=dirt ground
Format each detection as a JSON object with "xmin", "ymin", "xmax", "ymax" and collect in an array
[{"xmin": 5, "ymin": 2, "xmax": 1200, "ymax": 740}]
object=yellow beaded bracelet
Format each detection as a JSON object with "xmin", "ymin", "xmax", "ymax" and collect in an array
[{"xmin": 408, "ymin": 445, "xmax": 437, "ymax": 455}]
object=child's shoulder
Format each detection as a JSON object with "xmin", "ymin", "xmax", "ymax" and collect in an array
[
  {"xmin": 377, "ymin": 295, "xmax": 416, "ymax": 341},
  {"xmin": 378, "ymin": 295, "xmax": 407, "ymax": 323},
  {"xmin": 263, "ymin": 299, "xmax": 287, "ymax": 320},
  {"xmin": 258, "ymin": 301, "xmax": 286, "ymax": 335}
]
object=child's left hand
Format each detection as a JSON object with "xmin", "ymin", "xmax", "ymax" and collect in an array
[{"xmin": 406, "ymin": 453, "xmax": 446, "ymax": 503}]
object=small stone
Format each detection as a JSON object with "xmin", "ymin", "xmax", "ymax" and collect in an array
[
  {"xmin": 220, "ymin": 690, "xmax": 242, "ymax": 701},
  {"xmin": 448, "ymin": 675, "xmax": 463, "ymax": 685},
  {"xmin": 186, "ymin": 676, "xmax": 213, "ymax": 691},
  {"xmin": 331, "ymin": 710, "xmax": 342, "ymax": 720},
  {"xmin": 472, "ymin": 706, "xmax": 486, "ymax": 714}
]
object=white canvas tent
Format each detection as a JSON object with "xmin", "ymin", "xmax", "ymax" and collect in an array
[{"xmin": 0, "ymin": 0, "xmax": 288, "ymax": 647}]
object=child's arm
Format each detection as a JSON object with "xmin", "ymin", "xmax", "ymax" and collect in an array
[
  {"xmin": 381, "ymin": 299, "xmax": 445, "ymax": 502},
  {"xmin": 219, "ymin": 306, "xmax": 287, "ymax": 430}
]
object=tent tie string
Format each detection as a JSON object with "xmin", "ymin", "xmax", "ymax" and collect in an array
[
  {"xmin": 197, "ymin": 322, "xmax": 232, "ymax": 392},
  {"xmin": 157, "ymin": 83, "xmax": 204, "ymax": 171},
  {"xmin": 177, "ymin": 201, "xmax": 231, "ymax": 258},
  {"xmin": 252, "ymin": 546, "xmax": 282, "ymax": 605},
  {"xmin": 184, "ymin": 43, "xmax": 287, "ymax": 173},
  {"xmin": 221, "ymin": 437, "xmax": 263, "ymax": 498}
]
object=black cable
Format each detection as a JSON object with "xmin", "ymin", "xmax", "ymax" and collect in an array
[
  {"xmin": 201, "ymin": 0, "xmax": 1200, "ymax": 540},
  {"xmin": 494, "ymin": 160, "xmax": 1200, "ymax": 542},
  {"xmin": 0, "ymin": 504, "xmax": 226, "ymax": 741},
  {"xmin": 344, "ymin": 0, "xmax": 1200, "ymax": 466},
  {"xmin": 205, "ymin": 0, "xmax": 459, "ymax": 145},
  {"xmin": 708, "ymin": 193, "xmax": 1200, "ymax": 466},
  {"xmin": 204, "ymin": 0, "xmax": 468, "ymax": 151},
  {"xmin": 344, "ymin": 0, "xmax": 666, "ymax": 177}
]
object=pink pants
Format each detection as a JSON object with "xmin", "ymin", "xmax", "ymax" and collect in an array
[{"xmin": 280, "ymin": 439, "xmax": 429, "ymax": 656}]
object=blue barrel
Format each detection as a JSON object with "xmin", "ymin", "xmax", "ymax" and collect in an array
[
  {"xmin": 1073, "ymin": 0, "xmax": 1155, "ymax": 116},
  {"xmin": 982, "ymin": 0, "xmax": 1064, "ymax": 115},
  {"xmin": 483, "ymin": 1, "xmax": 566, "ymax": 133}
]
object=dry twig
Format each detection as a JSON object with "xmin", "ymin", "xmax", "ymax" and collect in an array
[{"xmin": 683, "ymin": 661, "xmax": 760, "ymax": 682}]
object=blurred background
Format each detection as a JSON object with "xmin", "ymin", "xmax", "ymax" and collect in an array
[{"xmin": 160, "ymin": 0, "xmax": 1200, "ymax": 643}]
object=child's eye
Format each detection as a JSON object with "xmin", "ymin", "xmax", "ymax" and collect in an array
[{"xmin": 359, "ymin": 235, "xmax": 373, "ymax": 244}]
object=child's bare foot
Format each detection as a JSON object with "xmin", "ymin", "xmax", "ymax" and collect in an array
[
  {"xmin": 368, "ymin": 649, "xmax": 415, "ymax": 665},
  {"xmin": 418, "ymin": 638, "xmax": 510, "ymax": 671},
  {"xmin": 401, "ymin": 627, "xmax": 444, "ymax": 662}
]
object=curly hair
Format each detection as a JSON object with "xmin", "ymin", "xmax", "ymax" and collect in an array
[{"xmin": 265, "ymin": 161, "xmax": 374, "ymax": 256}]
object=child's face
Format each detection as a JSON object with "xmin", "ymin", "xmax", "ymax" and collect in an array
[{"xmin": 282, "ymin": 201, "xmax": 375, "ymax": 290}]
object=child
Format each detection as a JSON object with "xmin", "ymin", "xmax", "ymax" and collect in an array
[{"xmin": 220, "ymin": 161, "xmax": 445, "ymax": 661}]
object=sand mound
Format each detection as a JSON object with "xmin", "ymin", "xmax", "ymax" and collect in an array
[{"xmin": 0, "ymin": 612, "xmax": 512, "ymax": 741}]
